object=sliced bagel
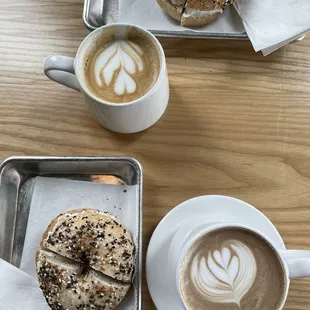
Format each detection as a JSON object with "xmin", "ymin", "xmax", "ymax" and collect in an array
[
  {"xmin": 39, "ymin": 208, "xmax": 134, "ymax": 283},
  {"xmin": 36, "ymin": 209, "xmax": 135, "ymax": 310},
  {"xmin": 157, "ymin": 0, "xmax": 235, "ymax": 27},
  {"xmin": 37, "ymin": 250, "xmax": 131, "ymax": 310}
]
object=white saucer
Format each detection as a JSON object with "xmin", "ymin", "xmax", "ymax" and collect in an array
[{"xmin": 146, "ymin": 195, "xmax": 286, "ymax": 310}]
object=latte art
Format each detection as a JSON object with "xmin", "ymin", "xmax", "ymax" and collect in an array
[
  {"xmin": 191, "ymin": 241, "xmax": 257, "ymax": 306},
  {"xmin": 94, "ymin": 40, "xmax": 144, "ymax": 96},
  {"xmin": 84, "ymin": 27, "xmax": 160, "ymax": 104},
  {"xmin": 180, "ymin": 228, "xmax": 287, "ymax": 310}
]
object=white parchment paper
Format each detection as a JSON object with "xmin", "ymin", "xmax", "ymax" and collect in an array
[
  {"xmin": 119, "ymin": 0, "xmax": 245, "ymax": 34},
  {"xmin": 20, "ymin": 176, "xmax": 139, "ymax": 310}
]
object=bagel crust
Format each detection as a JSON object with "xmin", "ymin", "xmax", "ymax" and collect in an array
[
  {"xmin": 36, "ymin": 209, "xmax": 135, "ymax": 310},
  {"xmin": 156, "ymin": 0, "xmax": 186, "ymax": 21}
]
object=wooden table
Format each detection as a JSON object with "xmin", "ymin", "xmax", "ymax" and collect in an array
[{"xmin": 1, "ymin": 0, "xmax": 310, "ymax": 309}]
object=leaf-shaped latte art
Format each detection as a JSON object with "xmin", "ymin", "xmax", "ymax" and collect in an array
[
  {"xmin": 94, "ymin": 39, "xmax": 144, "ymax": 96},
  {"xmin": 191, "ymin": 241, "xmax": 257, "ymax": 306}
]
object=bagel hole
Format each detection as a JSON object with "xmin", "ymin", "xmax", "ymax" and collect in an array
[{"xmin": 81, "ymin": 264, "xmax": 91, "ymax": 277}]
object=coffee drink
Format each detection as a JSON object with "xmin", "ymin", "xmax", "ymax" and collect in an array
[
  {"xmin": 179, "ymin": 228, "xmax": 287, "ymax": 310},
  {"xmin": 83, "ymin": 27, "xmax": 160, "ymax": 104}
]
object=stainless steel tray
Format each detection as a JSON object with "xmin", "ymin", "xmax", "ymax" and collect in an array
[
  {"xmin": 0, "ymin": 156, "xmax": 142, "ymax": 310},
  {"xmin": 83, "ymin": 0, "xmax": 248, "ymax": 39}
]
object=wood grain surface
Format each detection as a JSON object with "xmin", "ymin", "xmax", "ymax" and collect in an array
[{"xmin": 1, "ymin": 0, "xmax": 310, "ymax": 309}]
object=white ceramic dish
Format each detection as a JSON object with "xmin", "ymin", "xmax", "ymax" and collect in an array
[{"xmin": 146, "ymin": 195, "xmax": 285, "ymax": 309}]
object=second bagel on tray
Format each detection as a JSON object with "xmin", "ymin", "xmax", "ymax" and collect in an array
[{"xmin": 156, "ymin": 0, "xmax": 236, "ymax": 26}]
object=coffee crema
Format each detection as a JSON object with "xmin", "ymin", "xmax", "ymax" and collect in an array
[
  {"xmin": 180, "ymin": 228, "xmax": 287, "ymax": 310},
  {"xmin": 84, "ymin": 27, "xmax": 160, "ymax": 104}
]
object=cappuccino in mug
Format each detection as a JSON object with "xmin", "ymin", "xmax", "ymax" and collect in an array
[
  {"xmin": 83, "ymin": 27, "xmax": 160, "ymax": 104},
  {"xmin": 180, "ymin": 227, "xmax": 287, "ymax": 310},
  {"xmin": 44, "ymin": 23, "xmax": 169, "ymax": 133}
]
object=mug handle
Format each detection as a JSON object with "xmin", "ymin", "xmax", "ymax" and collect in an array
[
  {"xmin": 281, "ymin": 250, "xmax": 310, "ymax": 279},
  {"xmin": 44, "ymin": 55, "xmax": 80, "ymax": 91}
]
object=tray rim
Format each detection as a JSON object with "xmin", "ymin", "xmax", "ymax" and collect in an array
[
  {"xmin": 0, "ymin": 155, "xmax": 143, "ymax": 310},
  {"xmin": 0, "ymin": 155, "xmax": 143, "ymax": 171},
  {"xmin": 82, "ymin": 0, "xmax": 248, "ymax": 39}
]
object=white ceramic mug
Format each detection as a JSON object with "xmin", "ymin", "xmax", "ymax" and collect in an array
[
  {"xmin": 44, "ymin": 24, "xmax": 169, "ymax": 133},
  {"xmin": 168, "ymin": 219, "xmax": 310, "ymax": 309}
]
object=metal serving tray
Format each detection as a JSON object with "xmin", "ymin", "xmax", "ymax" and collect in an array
[
  {"xmin": 83, "ymin": 0, "xmax": 248, "ymax": 39},
  {"xmin": 0, "ymin": 156, "xmax": 142, "ymax": 310}
]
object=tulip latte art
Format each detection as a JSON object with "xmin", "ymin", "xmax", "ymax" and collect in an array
[
  {"xmin": 191, "ymin": 240, "xmax": 257, "ymax": 306},
  {"xmin": 84, "ymin": 27, "xmax": 160, "ymax": 104},
  {"xmin": 180, "ymin": 228, "xmax": 287, "ymax": 310}
]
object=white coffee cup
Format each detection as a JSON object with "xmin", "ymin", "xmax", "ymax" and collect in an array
[
  {"xmin": 168, "ymin": 219, "xmax": 310, "ymax": 309},
  {"xmin": 44, "ymin": 24, "xmax": 169, "ymax": 134}
]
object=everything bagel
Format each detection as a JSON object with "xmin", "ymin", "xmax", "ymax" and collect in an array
[{"xmin": 36, "ymin": 208, "xmax": 135, "ymax": 310}]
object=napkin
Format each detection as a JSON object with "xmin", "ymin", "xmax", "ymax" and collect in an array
[
  {"xmin": 234, "ymin": 0, "xmax": 310, "ymax": 55},
  {"xmin": 0, "ymin": 259, "xmax": 49, "ymax": 310}
]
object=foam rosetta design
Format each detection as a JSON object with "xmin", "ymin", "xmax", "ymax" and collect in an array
[
  {"xmin": 95, "ymin": 40, "xmax": 144, "ymax": 96},
  {"xmin": 191, "ymin": 241, "xmax": 257, "ymax": 306}
]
